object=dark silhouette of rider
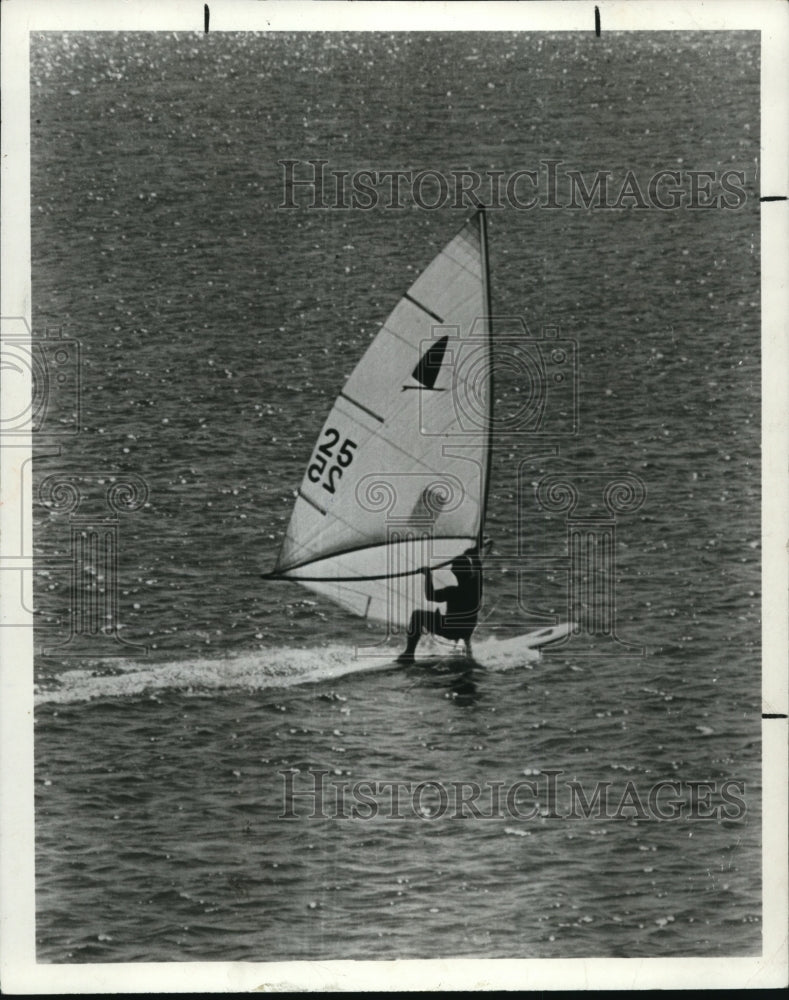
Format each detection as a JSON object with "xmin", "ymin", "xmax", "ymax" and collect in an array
[{"xmin": 396, "ymin": 539, "xmax": 488, "ymax": 663}]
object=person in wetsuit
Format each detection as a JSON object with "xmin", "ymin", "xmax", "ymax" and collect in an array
[{"xmin": 396, "ymin": 540, "xmax": 487, "ymax": 663}]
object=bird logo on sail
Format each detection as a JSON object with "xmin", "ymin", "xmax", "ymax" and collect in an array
[{"xmin": 403, "ymin": 335, "xmax": 449, "ymax": 391}]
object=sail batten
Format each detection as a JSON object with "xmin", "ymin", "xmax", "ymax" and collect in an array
[
  {"xmin": 271, "ymin": 534, "xmax": 481, "ymax": 580},
  {"xmin": 339, "ymin": 391, "xmax": 384, "ymax": 423},
  {"xmin": 270, "ymin": 209, "xmax": 492, "ymax": 628},
  {"xmin": 403, "ymin": 292, "xmax": 444, "ymax": 324}
]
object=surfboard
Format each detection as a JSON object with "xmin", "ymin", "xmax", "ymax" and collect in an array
[
  {"xmin": 491, "ymin": 622, "xmax": 575, "ymax": 652},
  {"xmin": 393, "ymin": 623, "xmax": 575, "ymax": 666}
]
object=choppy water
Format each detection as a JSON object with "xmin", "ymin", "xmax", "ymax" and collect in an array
[{"xmin": 30, "ymin": 30, "xmax": 761, "ymax": 962}]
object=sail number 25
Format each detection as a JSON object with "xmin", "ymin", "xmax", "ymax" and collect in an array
[{"xmin": 307, "ymin": 428, "xmax": 358, "ymax": 494}]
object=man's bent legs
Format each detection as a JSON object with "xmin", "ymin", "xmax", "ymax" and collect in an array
[{"xmin": 396, "ymin": 610, "xmax": 442, "ymax": 663}]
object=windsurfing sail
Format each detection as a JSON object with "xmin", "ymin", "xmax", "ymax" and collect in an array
[{"xmin": 266, "ymin": 208, "xmax": 493, "ymax": 630}]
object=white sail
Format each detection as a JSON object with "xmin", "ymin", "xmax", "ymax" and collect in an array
[{"xmin": 270, "ymin": 209, "xmax": 492, "ymax": 630}]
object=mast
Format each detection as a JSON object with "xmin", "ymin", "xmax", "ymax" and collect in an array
[{"xmin": 477, "ymin": 204, "xmax": 493, "ymax": 547}]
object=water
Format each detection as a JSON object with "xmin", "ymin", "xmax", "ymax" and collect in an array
[{"xmin": 30, "ymin": 30, "xmax": 761, "ymax": 962}]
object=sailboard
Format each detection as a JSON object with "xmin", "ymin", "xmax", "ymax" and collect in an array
[{"xmin": 265, "ymin": 208, "xmax": 571, "ymax": 659}]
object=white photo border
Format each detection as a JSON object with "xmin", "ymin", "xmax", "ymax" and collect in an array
[{"xmin": 1, "ymin": 0, "xmax": 786, "ymax": 992}]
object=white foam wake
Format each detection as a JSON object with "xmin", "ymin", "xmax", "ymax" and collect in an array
[
  {"xmin": 34, "ymin": 644, "xmax": 389, "ymax": 706},
  {"xmin": 34, "ymin": 635, "xmax": 543, "ymax": 706},
  {"xmin": 470, "ymin": 634, "xmax": 545, "ymax": 671}
]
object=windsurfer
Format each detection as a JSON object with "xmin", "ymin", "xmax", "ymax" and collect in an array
[{"xmin": 396, "ymin": 538, "xmax": 490, "ymax": 663}]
